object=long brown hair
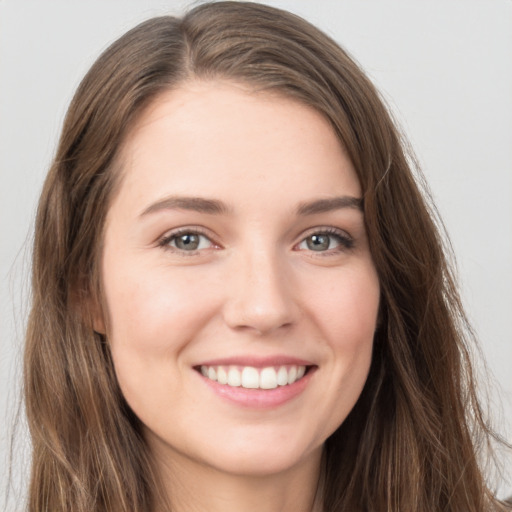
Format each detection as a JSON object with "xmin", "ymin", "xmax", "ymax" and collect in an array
[{"xmin": 24, "ymin": 2, "xmax": 510, "ymax": 511}]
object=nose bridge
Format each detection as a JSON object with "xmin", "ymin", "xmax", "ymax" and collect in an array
[{"xmin": 223, "ymin": 240, "xmax": 296, "ymax": 334}]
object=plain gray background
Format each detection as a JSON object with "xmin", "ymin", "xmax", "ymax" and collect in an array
[{"xmin": 1, "ymin": 0, "xmax": 511, "ymax": 506}]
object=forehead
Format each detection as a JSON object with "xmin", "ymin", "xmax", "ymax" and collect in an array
[{"xmin": 114, "ymin": 80, "xmax": 360, "ymax": 214}]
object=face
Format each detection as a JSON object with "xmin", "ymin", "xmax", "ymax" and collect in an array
[{"xmin": 97, "ymin": 81, "xmax": 380, "ymax": 479}]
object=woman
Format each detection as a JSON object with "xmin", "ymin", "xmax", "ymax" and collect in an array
[{"xmin": 23, "ymin": 2, "xmax": 510, "ymax": 511}]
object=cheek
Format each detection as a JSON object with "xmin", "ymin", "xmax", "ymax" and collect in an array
[
  {"xmin": 102, "ymin": 261, "xmax": 223, "ymax": 421},
  {"xmin": 307, "ymin": 262, "xmax": 379, "ymax": 396},
  {"xmin": 310, "ymin": 263, "xmax": 380, "ymax": 343},
  {"xmin": 103, "ymin": 258, "xmax": 222, "ymax": 356}
]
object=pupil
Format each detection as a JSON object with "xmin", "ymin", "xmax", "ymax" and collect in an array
[
  {"xmin": 308, "ymin": 234, "xmax": 329, "ymax": 251},
  {"xmin": 176, "ymin": 234, "xmax": 199, "ymax": 250}
]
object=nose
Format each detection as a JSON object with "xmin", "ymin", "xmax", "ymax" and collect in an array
[{"xmin": 222, "ymin": 248, "xmax": 298, "ymax": 336}]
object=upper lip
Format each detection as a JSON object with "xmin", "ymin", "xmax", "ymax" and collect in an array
[{"xmin": 195, "ymin": 355, "xmax": 315, "ymax": 368}]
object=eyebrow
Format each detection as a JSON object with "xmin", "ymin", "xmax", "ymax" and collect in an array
[
  {"xmin": 140, "ymin": 196, "xmax": 231, "ymax": 217},
  {"xmin": 296, "ymin": 196, "xmax": 363, "ymax": 215},
  {"xmin": 140, "ymin": 194, "xmax": 363, "ymax": 218}
]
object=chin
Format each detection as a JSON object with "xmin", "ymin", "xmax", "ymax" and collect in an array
[
  {"xmin": 195, "ymin": 425, "xmax": 326, "ymax": 478},
  {"xmin": 205, "ymin": 444, "xmax": 322, "ymax": 478}
]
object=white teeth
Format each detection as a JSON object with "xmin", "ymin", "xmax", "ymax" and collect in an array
[
  {"xmin": 207, "ymin": 367, "xmax": 217, "ymax": 381},
  {"xmin": 217, "ymin": 366, "xmax": 228, "ymax": 384},
  {"xmin": 241, "ymin": 367, "xmax": 259, "ymax": 389},
  {"xmin": 227, "ymin": 367, "xmax": 241, "ymax": 387},
  {"xmin": 260, "ymin": 367, "xmax": 278, "ymax": 389},
  {"xmin": 277, "ymin": 366, "xmax": 289, "ymax": 386},
  {"xmin": 287, "ymin": 366, "xmax": 297, "ymax": 385},
  {"xmin": 199, "ymin": 364, "xmax": 308, "ymax": 389}
]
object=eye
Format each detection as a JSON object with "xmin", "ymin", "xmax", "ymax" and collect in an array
[
  {"xmin": 160, "ymin": 230, "xmax": 215, "ymax": 252},
  {"xmin": 297, "ymin": 229, "xmax": 353, "ymax": 252}
]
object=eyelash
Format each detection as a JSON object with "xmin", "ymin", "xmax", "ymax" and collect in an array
[
  {"xmin": 158, "ymin": 227, "xmax": 218, "ymax": 255},
  {"xmin": 295, "ymin": 227, "xmax": 354, "ymax": 255},
  {"xmin": 157, "ymin": 226, "xmax": 354, "ymax": 255}
]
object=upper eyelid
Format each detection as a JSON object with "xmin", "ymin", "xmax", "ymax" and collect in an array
[
  {"xmin": 294, "ymin": 226, "xmax": 355, "ymax": 252},
  {"xmin": 297, "ymin": 226, "xmax": 352, "ymax": 240},
  {"xmin": 156, "ymin": 225, "xmax": 353, "ymax": 248},
  {"xmin": 160, "ymin": 225, "xmax": 214, "ymax": 238},
  {"xmin": 158, "ymin": 226, "xmax": 218, "ymax": 247}
]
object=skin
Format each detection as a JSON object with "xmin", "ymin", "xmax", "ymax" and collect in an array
[{"xmin": 95, "ymin": 80, "xmax": 380, "ymax": 512}]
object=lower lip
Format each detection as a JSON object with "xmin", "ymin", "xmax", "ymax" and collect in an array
[{"xmin": 197, "ymin": 368, "xmax": 315, "ymax": 409}]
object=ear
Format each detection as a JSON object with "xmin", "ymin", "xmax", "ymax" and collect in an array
[
  {"xmin": 72, "ymin": 280, "xmax": 107, "ymax": 335},
  {"xmin": 91, "ymin": 298, "xmax": 106, "ymax": 335}
]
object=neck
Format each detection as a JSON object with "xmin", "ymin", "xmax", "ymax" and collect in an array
[{"xmin": 152, "ymin": 447, "xmax": 324, "ymax": 512}]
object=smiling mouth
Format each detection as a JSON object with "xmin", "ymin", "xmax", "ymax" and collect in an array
[{"xmin": 195, "ymin": 364, "xmax": 312, "ymax": 390}]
